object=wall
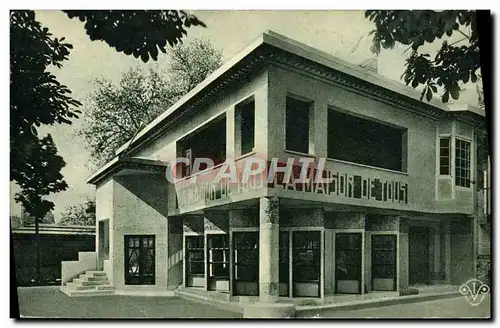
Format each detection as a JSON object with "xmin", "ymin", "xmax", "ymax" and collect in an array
[
  {"xmin": 131, "ymin": 69, "xmax": 269, "ymax": 216},
  {"xmin": 267, "ymin": 64, "xmax": 474, "ymax": 215},
  {"xmin": 450, "ymin": 217, "xmax": 474, "ymax": 285},
  {"xmin": 111, "ymin": 174, "xmax": 169, "ymax": 291},
  {"xmin": 96, "ymin": 178, "xmax": 114, "ymax": 281},
  {"xmin": 12, "ymin": 233, "xmax": 95, "ymax": 286}
]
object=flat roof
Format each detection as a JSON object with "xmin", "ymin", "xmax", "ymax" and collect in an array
[{"xmin": 88, "ymin": 30, "xmax": 485, "ymax": 184}]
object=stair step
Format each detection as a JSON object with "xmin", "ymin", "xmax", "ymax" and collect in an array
[
  {"xmin": 79, "ymin": 274, "xmax": 109, "ymax": 281},
  {"xmin": 97, "ymin": 285, "xmax": 116, "ymax": 291},
  {"xmin": 65, "ymin": 282, "xmax": 95, "ymax": 291},
  {"xmin": 66, "ymin": 289, "xmax": 116, "ymax": 297},
  {"xmin": 73, "ymin": 278, "xmax": 111, "ymax": 286},
  {"xmin": 85, "ymin": 271, "xmax": 107, "ymax": 276}
]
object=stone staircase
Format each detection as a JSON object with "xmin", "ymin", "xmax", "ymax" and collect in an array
[{"xmin": 60, "ymin": 271, "xmax": 116, "ymax": 297}]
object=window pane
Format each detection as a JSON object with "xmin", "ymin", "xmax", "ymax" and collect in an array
[
  {"xmin": 328, "ymin": 109, "xmax": 406, "ymax": 171},
  {"xmin": 286, "ymin": 97, "xmax": 310, "ymax": 153}
]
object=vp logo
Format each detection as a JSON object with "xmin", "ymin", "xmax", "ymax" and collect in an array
[{"xmin": 459, "ymin": 278, "xmax": 490, "ymax": 306}]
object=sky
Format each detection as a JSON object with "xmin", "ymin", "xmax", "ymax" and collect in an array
[{"xmin": 9, "ymin": 10, "xmax": 481, "ymax": 222}]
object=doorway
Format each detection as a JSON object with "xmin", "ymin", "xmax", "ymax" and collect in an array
[
  {"xmin": 371, "ymin": 234, "xmax": 397, "ymax": 291},
  {"xmin": 292, "ymin": 231, "xmax": 321, "ymax": 297},
  {"xmin": 335, "ymin": 233, "xmax": 362, "ymax": 294},
  {"xmin": 409, "ymin": 226, "xmax": 430, "ymax": 285}
]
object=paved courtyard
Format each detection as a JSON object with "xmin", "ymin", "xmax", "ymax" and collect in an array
[
  {"xmin": 16, "ymin": 287, "xmax": 241, "ymax": 319},
  {"xmin": 298, "ymin": 295, "xmax": 491, "ymax": 319}
]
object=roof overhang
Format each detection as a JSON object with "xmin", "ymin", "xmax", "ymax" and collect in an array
[
  {"xmin": 86, "ymin": 157, "xmax": 169, "ymax": 186},
  {"xmin": 89, "ymin": 30, "xmax": 486, "ymax": 181}
]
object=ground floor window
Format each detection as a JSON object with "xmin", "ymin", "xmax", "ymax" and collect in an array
[
  {"xmin": 125, "ymin": 235, "xmax": 155, "ymax": 285},
  {"xmin": 335, "ymin": 233, "xmax": 362, "ymax": 293},
  {"xmin": 207, "ymin": 234, "xmax": 229, "ymax": 278},
  {"xmin": 371, "ymin": 234, "xmax": 397, "ymax": 291},
  {"xmin": 293, "ymin": 231, "xmax": 321, "ymax": 282},
  {"xmin": 186, "ymin": 236, "xmax": 205, "ymax": 276},
  {"xmin": 233, "ymin": 232, "xmax": 259, "ymax": 282}
]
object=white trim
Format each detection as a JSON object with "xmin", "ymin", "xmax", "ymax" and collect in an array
[
  {"xmin": 284, "ymin": 149, "xmax": 316, "ymax": 158},
  {"xmin": 325, "ymin": 158, "xmax": 409, "ymax": 176}
]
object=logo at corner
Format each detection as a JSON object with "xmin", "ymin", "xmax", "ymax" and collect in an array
[{"xmin": 459, "ymin": 278, "xmax": 490, "ymax": 306}]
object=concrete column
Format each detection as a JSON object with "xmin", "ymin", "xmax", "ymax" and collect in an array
[
  {"xmin": 226, "ymin": 105, "xmax": 236, "ymax": 160},
  {"xmin": 444, "ymin": 222, "xmax": 451, "ymax": 284},
  {"xmin": 313, "ymin": 100, "xmax": 328, "ymax": 157},
  {"xmin": 398, "ymin": 218, "xmax": 409, "ymax": 292},
  {"xmin": 259, "ymin": 196, "xmax": 280, "ymax": 303}
]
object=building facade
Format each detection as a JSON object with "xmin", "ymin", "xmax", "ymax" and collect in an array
[{"xmin": 69, "ymin": 31, "xmax": 485, "ymax": 301}]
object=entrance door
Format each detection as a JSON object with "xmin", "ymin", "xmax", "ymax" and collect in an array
[
  {"xmin": 409, "ymin": 226, "xmax": 430, "ymax": 285},
  {"xmin": 207, "ymin": 234, "xmax": 229, "ymax": 291},
  {"xmin": 335, "ymin": 233, "xmax": 362, "ymax": 294},
  {"xmin": 124, "ymin": 235, "xmax": 155, "ymax": 285},
  {"xmin": 292, "ymin": 231, "xmax": 321, "ymax": 297},
  {"xmin": 371, "ymin": 234, "xmax": 397, "ymax": 291},
  {"xmin": 185, "ymin": 236, "xmax": 205, "ymax": 287}
]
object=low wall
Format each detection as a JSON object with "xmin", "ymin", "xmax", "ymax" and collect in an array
[{"xmin": 61, "ymin": 251, "xmax": 97, "ymax": 285}]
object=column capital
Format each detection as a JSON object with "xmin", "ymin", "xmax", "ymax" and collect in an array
[{"xmin": 259, "ymin": 197, "xmax": 279, "ymax": 224}]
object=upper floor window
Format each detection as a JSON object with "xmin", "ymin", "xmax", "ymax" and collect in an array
[
  {"xmin": 439, "ymin": 137, "xmax": 451, "ymax": 175},
  {"xmin": 235, "ymin": 97, "xmax": 255, "ymax": 156},
  {"xmin": 286, "ymin": 96, "xmax": 312, "ymax": 154},
  {"xmin": 328, "ymin": 109, "xmax": 407, "ymax": 172},
  {"xmin": 455, "ymin": 138, "xmax": 471, "ymax": 188},
  {"xmin": 176, "ymin": 115, "xmax": 227, "ymax": 178}
]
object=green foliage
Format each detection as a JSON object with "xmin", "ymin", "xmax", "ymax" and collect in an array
[
  {"xmin": 64, "ymin": 10, "xmax": 206, "ymax": 63},
  {"xmin": 365, "ymin": 10, "xmax": 480, "ymax": 104},
  {"xmin": 59, "ymin": 199, "xmax": 96, "ymax": 226},
  {"xmin": 81, "ymin": 38, "xmax": 223, "ymax": 167},
  {"xmin": 11, "ymin": 9, "xmax": 203, "ymax": 220}
]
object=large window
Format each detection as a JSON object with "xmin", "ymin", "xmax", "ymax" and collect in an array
[
  {"xmin": 177, "ymin": 115, "xmax": 227, "ymax": 178},
  {"xmin": 455, "ymin": 138, "xmax": 471, "ymax": 188},
  {"xmin": 293, "ymin": 231, "xmax": 321, "ymax": 282},
  {"xmin": 286, "ymin": 97, "xmax": 311, "ymax": 154},
  {"xmin": 125, "ymin": 235, "xmax": 155, "ymax": 285},
  {"xmin": 233, "ymin": 232, "xmax": 259, "ymax": 282},
  {"xmin": 235, "ymin": 98, "xmax": 255, "ymax": 156},
  {"xmin": 186, "ymin": 236, "xmax": 205, "ymax": 276},
  {"xmin": 371, "ymin": 235, "xmax": 397, "ymax": 291},
  {"xmin": 439, "ymin": 137, "xmax": 451, "ymax": 175},
  {"xmin": 335, "ymin": 233, "xmax": 362, "ymax": 283},
  {"xmin": 207, "ymin": 234, "xmax": 229, "ymax": 278},
  {"xmin": 328, "ymin": 109, "xmax": 407, "ymax": 172}
]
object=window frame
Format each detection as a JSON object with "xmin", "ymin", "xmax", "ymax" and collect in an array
[
  {"xmin": 455, "ymin": 137, "xmax": 472, "ymax": 188},
  {"xmin": 233, "ymin": 231, "xmax": 259, "ymax": 283},
  {"xmin": 207, "ymin": 234, "xmax": 229, "ymax": 278},
  {"xmin": 327, "ymin": 108, "xmax": 408, "ymax": 173},
  {"xmin": 124, "ymin": 235, "xmax": 155, "ymax": 285},
  {"xmin": 292, "ymin": 230, "xmax": 321, "ymax": 283},
  {"xmin": 185, "ymin": 235, "xmax": 205, "ymax": 276},
  {"xmin": 235, "ymin": 96, "xmax": 256, "ymax": 157},
  {"xmin": 439, "ymin": 137, "xmax": 451, "ymax": 176},
  {"xmin": 284, "ymin": 95, "xmax": 313, "ymax": 155}
]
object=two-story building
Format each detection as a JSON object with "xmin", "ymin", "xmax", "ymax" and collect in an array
[{"xmin": 62, "ymin": 31, "xmax": 485, "ymax": 306}]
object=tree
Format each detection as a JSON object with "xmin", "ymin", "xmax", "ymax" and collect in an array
[
  {"xmin": 11, "ymin": 9, "xmax": 206, "ymax": 284},
  {"xmin": 365, "ymin": 10, "xmax": 489, "ymax": 189},
  {"xmin": 11, "ymin": 10, "xmax": 205, "ymax": 223},
  {"xmin": 81, "ymin": 38, "xmax": 223, "ymax": 167},
  {"xmin": 59, "ymin": 200, "xmax": 96, "ymax": 226},
  {"xmin": 365, "ymin": 10, "xmax": 480, "ymax": 104}
]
